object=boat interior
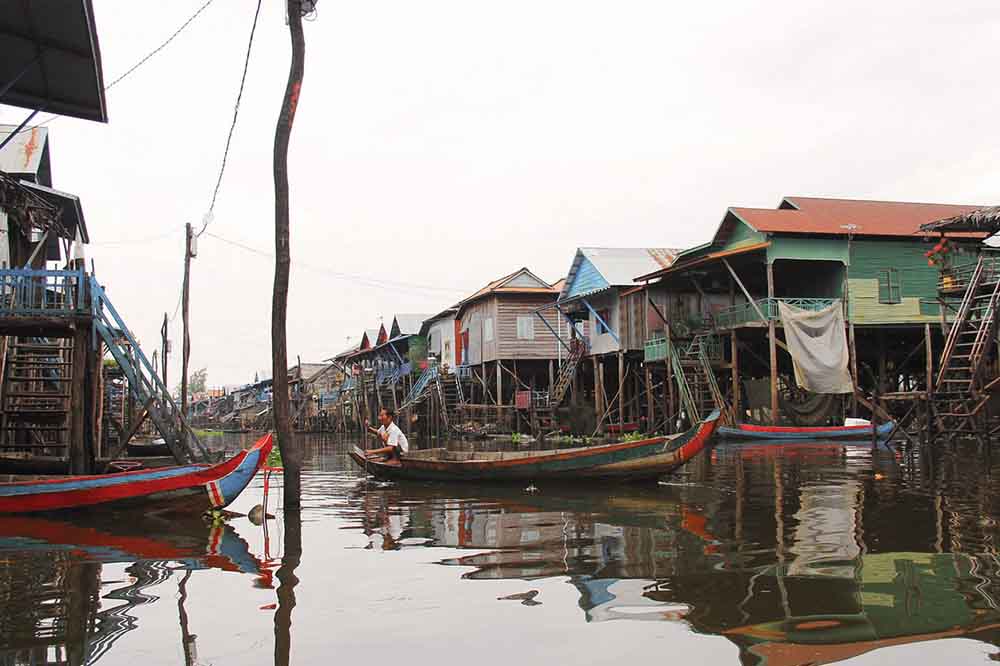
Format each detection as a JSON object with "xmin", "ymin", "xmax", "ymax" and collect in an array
[{"xmin": 373, "ymin": 435, "xmax": 673, "ymax": 463}]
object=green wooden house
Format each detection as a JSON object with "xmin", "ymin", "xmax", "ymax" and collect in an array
[{"xmin": 638, "ymin": 197, "xmax": 990, "ymax": 424}]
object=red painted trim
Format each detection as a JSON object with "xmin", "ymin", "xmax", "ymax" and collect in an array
[
  {"xmin": 0, "ymin": 433, "xmax": 271, "ymax": 513},
  {"xmin": 734, "ymin": 423, "xmax": 870, "ymax": 434}
]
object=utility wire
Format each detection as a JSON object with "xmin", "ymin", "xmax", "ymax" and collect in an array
[
  {"xmin": 202, "ymin": 231, "xmax": 468, "ymax": 295},
  {"xmin": 105, "ymin": 0, "xmax": 219, "ymax": 91},
  {"xmin": 199, "ymin": 0, "xmax": 263, "ymax": 236},
  {"xmin": 10, "ymin": 0, "xmax": 220, "ymax": 134}
]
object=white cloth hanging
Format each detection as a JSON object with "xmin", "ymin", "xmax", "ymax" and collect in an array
[{"xmin": 778, "ymin": 300, "xmax": 854, "ymax": 394}]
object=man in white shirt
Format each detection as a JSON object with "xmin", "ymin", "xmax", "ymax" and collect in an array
[{"xmin": 365, "ymin": 407, "xmax": 409, "ymax": 464}]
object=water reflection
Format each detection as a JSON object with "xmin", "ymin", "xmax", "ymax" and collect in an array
[
  {"xmin": 0, "ymin": 514, "xmax": 265, "ymax": 665},
  {"xmin": 5, "ymin": 433, "xmax": 1000, "ymax": 665},
  {"xmin": 345, "ymin": 439, "xmax": 1000, "ymax": 664}
]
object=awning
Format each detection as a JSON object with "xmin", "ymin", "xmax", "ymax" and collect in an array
[
  {"xmin": 636, "ymin": 241, "xmax": 771, "ymax": 281},
  {"xmin": 18, "ymin": 180, "xmax": 88, "ymax": 243},
  {"xmin": 0, "ymin": 1, "xmax": 108, "ymax": 123},
  {"xmin": 919, "ymin": 206, "xmax": 1000, "ymax": 234}
]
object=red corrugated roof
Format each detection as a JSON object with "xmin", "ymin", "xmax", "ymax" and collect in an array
[
  {"xmin": 460, "ymin": 268, "xmax": 558, "ymax": 305},
  {"xmin": 730, "ymin": 197, "xmax": 990, "ymax": 237}
]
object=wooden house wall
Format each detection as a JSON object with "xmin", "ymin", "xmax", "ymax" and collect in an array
[
  {"xmin": 847, "ymin": 239, "xmax": 969, "ymax": 324},
  {"xmin": 495, "ymin": 294, "xmax": 559, "ymax": 361},
  {"xmin": 583, "ymin": 290, "xmax": 620, "ymax": 356},
  {"xmin": 459, "ymin": 298, "xmax": 495, "ymax": 365},
  {"xmin": 427, "ymin": 319, "xmax": 457, "ymax": 368}
]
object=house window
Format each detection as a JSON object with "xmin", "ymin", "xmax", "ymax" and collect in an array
[
  {"xmin": 877, "ymin": 268, "xmax": 901, "ymax": 304},
  {"xmin": 595, "ymin": 309, "xmax": 611, "ymax": 335},
  {"xmin": 484, "ymin": 317, "xmax": 495, "ymax": 342},
  {"xmin": 516, "ymin": 316, "xmax": 535, "ymax": 340}
]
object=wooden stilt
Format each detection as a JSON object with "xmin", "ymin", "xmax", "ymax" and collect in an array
[
  {"xmin": 496, "ymin": 360, "xmax": 503, "ymax": 406},
  {"xmin": 925, "ymin": 322, "xmax": 934, "ymax": 443},
  {"xmin": 618, "ymin": 351, "xmax": 625, "ymax": 431},
  {"xmin": 730, "ymin": 330, "xmax": 740, "ymax": 423},
  {"xmin": 69, "ymin": 326, "xmax": 88, "ymax": 474},
  {"xmin": 849, "ymin": 322, "xmax": 859, "ymax": 417},
  {"xmin": 767, "ymin": 262, "xmax": 779, "ymax": 425},
  {"xmin": 645, "ymin": 364, "xmax": 653, "ymax": 432}
]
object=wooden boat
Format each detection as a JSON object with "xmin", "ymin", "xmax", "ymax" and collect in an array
[
  {"xmin": 0, "ymin": 433, "xmax": 272, "ymax": 514},
  {"xmin": 718, "ymin": 421, "xmax": 895, "ymax": 442},
  {"xmin": 126, "ymin": 437, "xmax": 171, "ymax": 457},
  {"xmin": 349, "ymin": 411, "xmax": 719, "ymax": 482}
]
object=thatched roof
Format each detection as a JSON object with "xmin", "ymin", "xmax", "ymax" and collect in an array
[{"xmin": 920, "ymin": 206, "xmax": 1000, "ymax": 234}]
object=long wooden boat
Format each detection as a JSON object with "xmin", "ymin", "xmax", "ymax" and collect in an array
[
  {"xmin": 0, "ymin": 433, "xmax": 272, "ymax": 514},
  {"xmin": 349, "ymin": 411, "xmax": 719, "ymax": 482},
  {"xmin": 718, "ymin": 421, "xmax": 895, "ymax": 442}
]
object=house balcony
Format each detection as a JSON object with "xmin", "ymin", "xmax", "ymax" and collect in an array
[
  {"xmin": 0, "ymin": 267, "xmax": 91, "ymax": 319},
  {"xmin": 644, "ymin": 335, "xmax": 724, "ymax": 363},
  {"xmin": 714, "ymin": 297, "xmax": 838, "ymax": 330}
]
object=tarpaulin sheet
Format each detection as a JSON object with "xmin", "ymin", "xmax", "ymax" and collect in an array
[{"xmin": 778, "ymin": 300, "xmax": 853, "ymax": 394}]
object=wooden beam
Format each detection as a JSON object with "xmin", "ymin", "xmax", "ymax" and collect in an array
[
  {"xmin": 723, "ymin": 258, "xmax": 769, "ymax": 324},
  {"xmin": 766, "ymin": 261, "xmax": 779, "ymax": 424}
]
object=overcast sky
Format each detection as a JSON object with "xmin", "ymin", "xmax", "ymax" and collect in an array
[{"xmin": 3, "ymin": 0, "xmax": 999, "ymax": 386}]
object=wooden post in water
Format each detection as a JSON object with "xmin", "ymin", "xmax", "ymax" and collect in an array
[
  {"xmin": 731, "ymin": 330, "xmax": 740, "ymax": 423},
  {"xmin": 767, "ymin": 261, "xmax": 779, "ymax": 424},
  {"xmin": 618, "ymin": 351, "xmax": 625, "ymax": 432},
  {"xmin": 69, "ymin": 325, "xmax": 88, "ymax": 474},
  {"xmin": 272, "ymin": 0, "xmax": 305, "ymax": 509},
  {"xmin": 925, "ymin": 322, "xmax": 934, "ymax": 443}
]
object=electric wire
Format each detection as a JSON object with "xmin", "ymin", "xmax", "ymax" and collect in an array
[
  {"xmin": 199, "ymin": 0, "xmax": 264, "ymax": 236},
  {"xmin": 9, "ymin": 0, "xmax": 220, "ymax": 134},
  {"xmin": 202, "ymin": 231, "xmax": 468, "ymax": 295}
]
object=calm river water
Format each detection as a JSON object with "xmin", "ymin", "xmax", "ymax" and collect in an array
[{"xmin": 3, "ymin": 433, "xmax": 1000, "ymax": 665}]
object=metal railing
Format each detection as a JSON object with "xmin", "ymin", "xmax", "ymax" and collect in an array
[
  {"xmin": 714, "ymin": 297, "xmax": 837, "ymax": 329},
  {"xmin": 645, "ymin": 335, "xmax": 724, "ymax": 363}
]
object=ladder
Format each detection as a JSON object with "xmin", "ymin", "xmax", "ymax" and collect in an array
[
  {"xmin": 669, "ymin": 334, "xmax": 731, "ymax": 424},
  {"xmin": 0, "ymin": 337, "xmax": 73, "ymax": 458},
  {"xmin": 90, "ymin": 279, "xmax": 210, "ymax": 463},
  {"xmin": 933, "ymin": 256, "xmax": 1000, "ymax": 439},
  {"xmin": 548, "ymin": 339, "xmax": 587, "ymax": 406}
]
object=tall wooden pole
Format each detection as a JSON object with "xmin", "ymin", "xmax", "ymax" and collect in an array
[
  {"xmin": 181, "ymin": 223, "xmax": 192, "ymax": 417},
  {"xmin": 767, "ymin": 261, "xmax": 779, "ymax": 424},
  {"xmin": 161, "ymin": 312, "xmax": 169, "ymax": 393},
  {"xmin": 273, "ymin": 0, "xmax": 305, "ymax": 509}
]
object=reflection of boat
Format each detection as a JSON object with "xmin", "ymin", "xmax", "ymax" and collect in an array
[
  {"xmin": 125, "ymin": 437, "xmax": 171, "ymax": 457},
  {"xmin": 0, "ymin": 433, "xmax": 271, "ymax": 513},
  {"xmin": 0, "ymin": 513, "xmax": 264, "ymax": 666},
  {"xmin": 349, "ymin": 411, "xmax": 718, "ymax": 482},
  {"xmin": 0, "ymin": 514, "xmax": 264, "ymax": 574},
  {"xmin": 718, "ymin": 421, "xmax": 895, "ymax": 441}
]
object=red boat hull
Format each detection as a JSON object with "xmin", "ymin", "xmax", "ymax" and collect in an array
[{"xmin": 0, "ymin": 434, "xmax": 272, "ymax": 514}]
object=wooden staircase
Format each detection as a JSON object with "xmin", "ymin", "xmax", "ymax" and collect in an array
[
  {"xmin": 669, "ymin": 334, "xmax": 731, "ymax": 424},
  {"xmin": 933, "ymin": 256, "xmax": 1000, "ymax": 440},
  {"xmin": 0, "ymin": 337, "xmax": 73, "ymax": 459},
  {"xmin": 548, "ymin": 339, "xmax": 587, "ymax": 407}
]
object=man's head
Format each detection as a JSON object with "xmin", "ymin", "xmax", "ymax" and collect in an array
[{"xmin": 379, "ymin": 407, "xmax": 394, "ymax": 426}]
